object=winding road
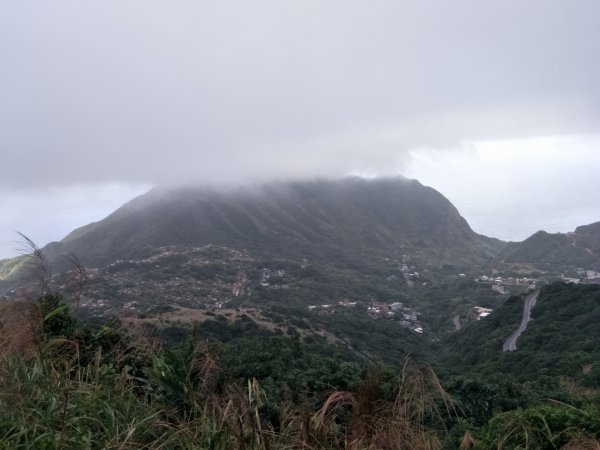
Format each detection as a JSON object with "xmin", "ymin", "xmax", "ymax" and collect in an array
[
  {"xmin": 567, "ymin": 233, "xmax": 595, "ymax": 256},
  {"xmin": 502, "ymin": 290, "xmax": 539, "ymax": 352}
]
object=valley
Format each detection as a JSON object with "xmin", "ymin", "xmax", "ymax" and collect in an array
[
  {"xmin": 2, "ymin": 177, "xmax": 599, "ymax": 348},
  {"xmin": 3, "ymin": 1, "xmax": 600, "ymax": 446},
  {"xmin": 1, "ymin": 177, "xmax": 600, "ymax": 449}
]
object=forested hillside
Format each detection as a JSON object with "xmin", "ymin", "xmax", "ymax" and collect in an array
[
  {"xmin": 2, "ymin": 283, "xmax": 600, "ymax": 449},
  {"xmin": 38, "ymin": 177, "xmax": 503, "ymax": 273},
  {"xmin": 2, "ymin": 179, "xmax": 600, "ymax": 448},
  {"xmin": 442, "ymin": 283, "xmax": 600, "ymax": 386}
]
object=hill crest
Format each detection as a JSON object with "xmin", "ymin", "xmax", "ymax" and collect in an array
[{"xmin": 38, "ymin": 177, "xmax": 503, "ymax": 272}]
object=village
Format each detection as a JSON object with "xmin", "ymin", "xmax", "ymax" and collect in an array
[
  {"xmin": 468, "ymin": 267, "xmax": 600, "ymax": 323},
  {"xmin": 474, "ymin": 272, "xmax": 538, "ymax": 295},
  {"xmin": 474, "ymin": 266, "xmax": 600, "ymax": 296},
  {"xmin": 561, "ymin": 269, "xmax": 600, "ymax": 285},
  {"xmin": 307, "ymin": 299, "xmax": 424, "ymax": 334}
]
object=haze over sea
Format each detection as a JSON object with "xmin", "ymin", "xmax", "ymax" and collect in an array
[
  {"xmin": 405, "ymin": 142, "xmax": 600, "ymax": 242},
  {"xmin": 2, "ymin": 141, "xmax": 600, "ymax": 260},
  {"xmin": 453, "ymin": 192, "xmax": 600, "ymax": 243},
  {"xmin": 1, "ymin": 174, "xmax": 598, "ymax": 262}
]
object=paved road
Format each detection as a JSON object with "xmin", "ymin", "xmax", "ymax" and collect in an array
[{"xmin": 503, "ymin": 290, "xmax": 539, "ymax": 352}]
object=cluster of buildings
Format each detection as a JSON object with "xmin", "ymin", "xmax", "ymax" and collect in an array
[
  {"xmin": 307, "ymin": 300, "xmax": 355, "ymax": 311},
  {"xmin": 383, "ymin": 254, "xmax": 422, "ymax": 287},
  {"xmin": 72, "ymin": 246, "xmax": 254, "ymax": 315},
  {"xmin": 563, "ymin": 269, "xmax": 600, "ymax": 285},
  {"xmin": 474, "ymin": 306, "xmax": 493, "ymax": 320},
  {"xmin": 367, "ymin": 301, "xmax": 424, "ymax": 334},
  {"xmin": 308, "ymin": 299, "xmax": 424, "ymax": 333},
  {"xmin": 259, "ymin": 268, "xmax": 286, "ymax": 287},
  {"xmin": 476, "ymin": 274, "xmax": 537, "ymax": 294},
  {"xmin": 399, "ymin": 264, "xmax": 420, "ymax": 287}
]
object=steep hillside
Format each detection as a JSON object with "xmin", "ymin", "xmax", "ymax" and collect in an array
[
  {"xmin": 441, "ymin": 282, "xmax": 600, "ymax": 386},
  {"xmin": 574, "ymin": 221, "xmax": 600, "ymax": 255},
  {"xmin": 40, "ymin": 177, "xmax": 503, "ymax": 272},
  {"xmin": 492, "ymin": 224, "xmax": 600, "ymax": 272},
  {"xmin": 0, "ymin": 255, "xmax": 27, "ymax": 283}
]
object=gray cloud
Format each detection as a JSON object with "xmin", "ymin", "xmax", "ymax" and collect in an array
[{"xmin": 1, "ymin": 0, "xmax": 599, "ymax": 188}]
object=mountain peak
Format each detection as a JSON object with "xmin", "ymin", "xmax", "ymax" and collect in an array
[{"xmin": 39, "ymin": 177, "xmax": 501, "ymax": 272}]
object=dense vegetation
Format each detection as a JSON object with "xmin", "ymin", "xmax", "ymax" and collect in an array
[
  {"xmin": 2, "ymin": 284, "xmax": 600, "ymax": 448},
  {"xmin": 493, "ymin": 229, "xmax": 600, "ymax": 272},
  {"xmin": 443, "ymin": 283, "xmax": 600, "ymax": 387},
  {"xmin": 33, "ymin": 178, "xmax": 502, "ymax": 275},
  {"xmin": 1, "ymin": 179, "xmax": 600, "ymax": 448}
]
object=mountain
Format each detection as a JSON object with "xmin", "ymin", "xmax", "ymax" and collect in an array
[
  {"xmin": 492, "ymin": 222, "xmax": 600, "ymax": 272},
  {"xmin": 40, "ymin": 177, "xmax": 503, "ymax": 273},
  {"xmin": 573, "ymin": 221, "xmax": 600, "ymax": 255}
]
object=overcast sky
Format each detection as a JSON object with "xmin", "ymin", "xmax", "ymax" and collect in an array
[{"xmin": 1, "ymin": 1, "xmax": 599, "ymax": 258}]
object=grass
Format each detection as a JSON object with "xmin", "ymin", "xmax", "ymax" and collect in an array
[{"xmin": 2, "ymin": 295, "xmax": 600, "ymax": 449}]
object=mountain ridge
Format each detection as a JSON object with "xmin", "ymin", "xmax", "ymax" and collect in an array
[
  {"xmin": 491, "ymin": 224, "xmax": 600, "ymax": 272},
  {"xmin": 38, "ymin": 177, "xmax": 504, "ymax": 273}
]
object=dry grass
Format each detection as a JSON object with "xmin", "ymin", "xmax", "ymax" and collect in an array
[
  {"xmin": 559, "ymin": 376, "xmax": 600, "ymax": 400},
  {"xmin": 560, "ymin": 438, "xmax": 600, "ymax": 449},
  {"xmin": 294, "ymin": 357, "xmax": 456, "ymax": 450},
  {"xmin": 16, "ymin": 231, "xmax": 51, "ymax": 295},
  {"xmin": 123, "ymin": 305, "xmax": 346, "ymax": 347},
  {"xmin": 0, "ymin": 300, "xmax": 42, "ymax": 360},
  {"xmin": 459, "ymin": 430, "xmax": 476, "ymax": 450},
  {"xmin": 2, "ymin": 286, "xmax": 597, "ymax": 449}
]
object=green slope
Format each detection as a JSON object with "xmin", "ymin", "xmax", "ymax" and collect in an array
[
  {"xmin": 441, "ymin": 282, "xmax": 600, "ymax": 386},
  {"xmin": 40, "ymin": 177, "xmax": 504, "ymax": 272},
  {"xmin": 493, "ymin": 225, "xmax": 600, "ymax": 272}
]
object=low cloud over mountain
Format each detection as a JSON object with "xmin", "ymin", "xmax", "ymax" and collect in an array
[{"xmin": 1, "ymin": 1, "xmax": 599, "ymax": 188}]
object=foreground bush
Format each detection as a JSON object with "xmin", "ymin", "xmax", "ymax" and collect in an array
[{"xmin": 2, "ymin": 295, "xmax": 600, "ymax": 449}]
